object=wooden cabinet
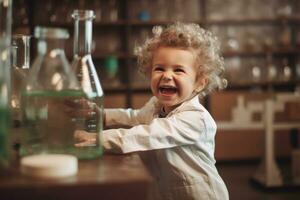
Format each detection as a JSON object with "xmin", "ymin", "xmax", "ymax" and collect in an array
[{"xmin": 12, "ymin": 0, "xmax": 300, "ymax": 108}]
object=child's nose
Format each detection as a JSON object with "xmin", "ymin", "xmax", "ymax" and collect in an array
[{"xmin": 162, "ymin": 71, "xmax": 173, "ymax": 80}]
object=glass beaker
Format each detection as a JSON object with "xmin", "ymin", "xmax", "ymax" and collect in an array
[
  {"xmin": 20, "ymin": 27, "xmax": 95, "ymax": 159},
  {"xmin": 265, "ymin": 53, "xmax": 278, "ymax": 82},
  {"xmin": 0, "ymin": 0, "xmax": 12, "ymax": 168},
  {"xmin": 11, "ymin": 35, "xmax": 30, "ymax": 124},
  {"xmin": 102, "ymin": 55, "xmax": 119, "ymax": 87},
  {"xmin": 280, "ymin": 58, "xmax": 292, "ymax": 82},
  {"xmin": 250, "ymin": 59, "xmax": 262, "ymax": 83},
  {"xmin": 224, "ymin": 26, "xmax": 240, "ymax": 52},
  {"xmin": 138, "ymin": 0, "xmax": 151, "ymax": 21},
  {"xmin": 105, "ymin": 0, "xmax": 118, "ymax": 22},
  {"xmin": 71, "ymin": 10, "xmax": 104, "ymax": 159}
]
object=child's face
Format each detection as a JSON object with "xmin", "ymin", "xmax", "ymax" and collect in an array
[{"xmin": 150, "ymin": 47, "xmax": 203, "ymax": 113}]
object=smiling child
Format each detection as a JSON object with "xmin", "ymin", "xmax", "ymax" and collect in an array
[{"xmin": 75, "ymin": 22, "xmax": 229, "ymax": 200}]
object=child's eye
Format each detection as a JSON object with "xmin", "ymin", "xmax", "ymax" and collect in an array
[
  {"xmin": 174, "ymin": 68, "xmax": 185, "ymax": 73},
  {"xmin": 153, "ymin": 65, "xmax": 164, "ymax": 71}
]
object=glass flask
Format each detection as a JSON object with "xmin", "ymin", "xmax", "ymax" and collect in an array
[
  {"xmin": 251, "ymin": 60, "xmax": 262, "ymax": 83},
  {"xmin": 106, "ymin": 0, "xmax": 118, "ymax": 22},
  {"xmin": 265, "ymin": 53, "xmax": 277, "ymax": 82},
  {"xmin": 138, "ymin": 0, "xmax": 151, "ymax": 21},
  {"xmin": 0, "ymin": 0, "xmax": 12, "ymax": 168},
  {"xmin": 102, "ymin": 55, "xmax": 119, "ymax": 87},
  {"xmin": 20, "ymin": 27, "xmax": 98, "ymax": 159},
  {"xmin": 224, "ymin": 27, "xmax": 240, "ymax": 52},
  {"xmin": 281, "ymin": 58, "xmax": 292, "ymax": 82},
  {"xmin": 71, "ymin": 10, "xmax": 103, "ymax": 158},
  {"xmin": 11, "ymin": 35, "xmax": 30, "ymax": 124}
]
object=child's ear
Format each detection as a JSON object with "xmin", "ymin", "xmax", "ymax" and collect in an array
[{"xmin": 195, "ymin": 77, "xmax": 208, "ymax": 93}]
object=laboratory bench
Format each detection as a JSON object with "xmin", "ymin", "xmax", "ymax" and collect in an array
[{"xmin": 0, "ymin": 153, "xmax": 152, "ymax": 200}]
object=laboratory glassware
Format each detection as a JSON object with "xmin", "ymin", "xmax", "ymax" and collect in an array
[
  {"xmin": 71, "ymin": 10, "xmax": 104, "ymax": 159},
  {"xmin": 0, "ymin": 0, "xmax": 12, "ymax": 168},
  {"xmin": 20, "ymin": 27, "xmax": 97, "ymax": 159}
]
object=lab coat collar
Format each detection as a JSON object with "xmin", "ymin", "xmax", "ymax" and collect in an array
[{"xmin": 153, "ymin": 95, "xmax": 203, "ymax": 117}]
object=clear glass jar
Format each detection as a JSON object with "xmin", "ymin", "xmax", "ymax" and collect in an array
[
  {"xmin": 71, "ymin": 10, "xmax": 104, "ymax": 158},
  {"xmin": 0, "ymin": 0, "xmax": 12, "ymax": 168},
  {"xmin": 20, "ymin": 27, "xmax": 100, "ymax": 159},
  {"xmin": 265, "ymin": 53, "xmax": 277, "ymax": 82},
  {"xmin": 224, "ymin": 26, "xmax": 240, "ymax": 52}
]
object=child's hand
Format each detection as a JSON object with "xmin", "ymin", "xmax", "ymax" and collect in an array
[
  {"xmin": 74, "ymin": 130, "xmax": 97, "ymax": 147},
  {"xmin": 64, "ymin": 98, "xmax": 100, "ymax": 119}
]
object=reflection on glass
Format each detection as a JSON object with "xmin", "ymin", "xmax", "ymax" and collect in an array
[
  {"xmin": 11, "ymin": 35, "xmax": 31, "ymax": 123},
  {"xmin": 244, "ymin": 31, "xmax": 259, "ymax": 52},
  {"xmin": 281, "ymin": 58, "xmax": 292, "ymax": 82},
  {"xmin": 251, "ymin": 65, "xmax": 261, "ymax": 82},
  {"xmin": 265, "ymin": 53, "xmax": 277, "ymax": 82},
  {"xmin": 224, "ymin": 27, "xmax": 240, "ymax": 52},
  {"xmin": 276, "ymin": 0, "xmax": 292, "ymax": 17},
  {"xmin": 249, "ymin": 59, "xmax": 262, "ymax": 83},
  {"xmin": 225, "ymin": 57, "xmax": 241, "ymax": 84},
  {"xmin": 0, "ymin": 0, "xmax": 12, "ymax": 168}
]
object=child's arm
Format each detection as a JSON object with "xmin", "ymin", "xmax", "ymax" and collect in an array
[
  {"xmin": 105, "ymin": 97, "xmax": 159, "ymax": 127},
  {"xmin": 76, "ymin": 110, "xmax": 214, "ymax": 153}
]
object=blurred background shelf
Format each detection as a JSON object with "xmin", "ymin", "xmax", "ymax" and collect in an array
[
  {"xmin": 11, "ymin": 0, "xmax": 300, "ymax": 132},
  {"xmin": 11, "ymin": 0, "xmax": 300, "ymax": 163},
  {"xmin": 12, "ymin": 0, "xmax": 300, "ymax": 106}
]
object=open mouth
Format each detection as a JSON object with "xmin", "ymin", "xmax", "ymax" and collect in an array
[{"xmin": 159, "ymin": 85, "xmax": 177, "ymax": 95}]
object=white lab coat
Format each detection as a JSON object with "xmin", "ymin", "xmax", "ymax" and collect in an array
[{"xmin": 103, "ymin": 95, "xmax": 229, "ymax": 200}]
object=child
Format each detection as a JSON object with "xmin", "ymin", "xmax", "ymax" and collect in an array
[{"xmin": 75, "ymin": 22, "xmax": 229, "ymax": 200}]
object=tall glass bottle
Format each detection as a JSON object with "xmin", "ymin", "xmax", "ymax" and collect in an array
[
  {"xmin": 20, "ymin": 27, "xmax": 97, "ymax": 159},
  {"xmin": 0, "ymin": 0, "xmax": 12, "ymax": 168},
  {"xmin": 71, "ymin": 10, "xmax": 103, "ymax": 158}
]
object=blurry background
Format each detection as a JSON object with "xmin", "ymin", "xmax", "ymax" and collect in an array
[{"xmin": 12, "ymin": 0, "xmax": 300, "ymax": 198}]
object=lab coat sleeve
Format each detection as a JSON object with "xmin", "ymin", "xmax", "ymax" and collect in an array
[
  {"xmin": 102, "ymin": 110, "xmax": 207, "ymax": 153},
  {"xmin": 104, "ymin": 108, "xmax": 140, "ymax": 127},
  {"xmin": 105, "ymin": 97, "xmax": 158, "ymax": 127}
]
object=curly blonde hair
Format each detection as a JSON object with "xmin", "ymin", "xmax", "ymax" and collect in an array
[{"xmin": 134, "ymin": 22, "xmax": 227, "ymax": 97}]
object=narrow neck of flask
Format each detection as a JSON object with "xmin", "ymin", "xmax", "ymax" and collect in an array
[
  {"xmin": 73, "ymin": 18, "xmax": 93, "ymax": 56},
  {"xmin": 37, "ymin": 38, "xmax": 65, "ymax": 55}
]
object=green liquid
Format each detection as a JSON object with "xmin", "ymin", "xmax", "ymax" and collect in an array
[
  {"xmin": 0, "ymin": 106, "xmax": 10, "ymax": 168},
  {"xmin": 21, "ymin": 89, "xmax": 103, "ymax": 159}
]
